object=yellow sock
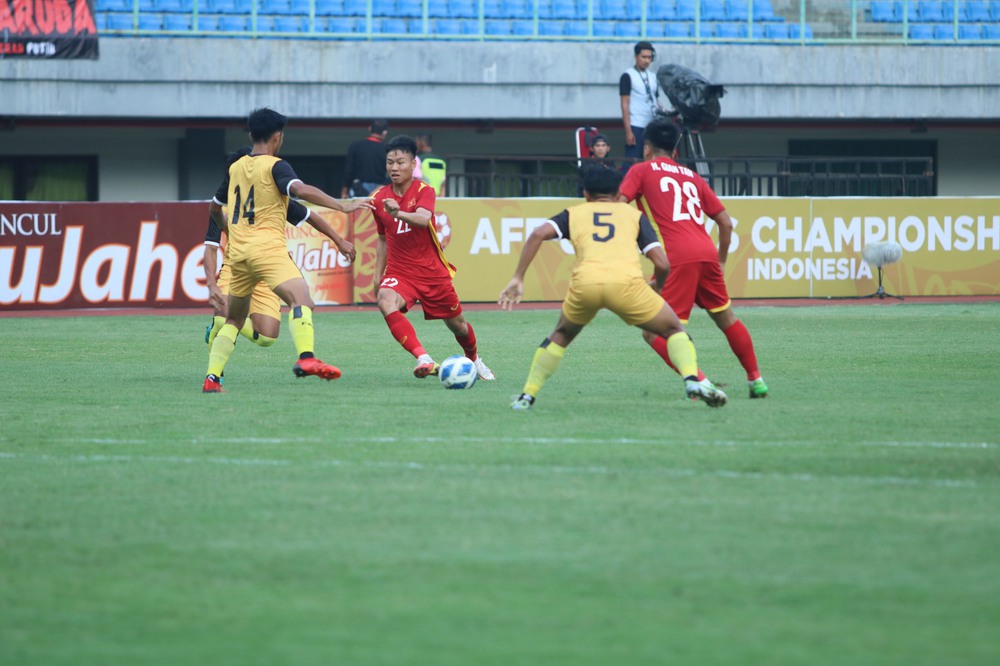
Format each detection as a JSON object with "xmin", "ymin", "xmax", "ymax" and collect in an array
[
  {"xmin": 289, "ymin": 305, "xmax": 314, "ymax": 357},
  {"xmin": 522, "ymin": 340, "xmax": 566, "ymax": 398},
  {"xmin": 207, "ymin": 324, "xmax": 238, "ymax": 377},
  {"xmin": 207, "ymin": 315, "xmax": 225, "ymax": 347},
  {"xmin": 253, "ymin": 334, "xmax": 277, "ymax": 348},
  {"xmin": 665, "ymin": 332, "xmax": 699, "ymax": 379}
]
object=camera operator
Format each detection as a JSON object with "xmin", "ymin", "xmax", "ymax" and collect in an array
[{"xmin": 619, "ymin": 41, "xmax": 662, "ymax": 173}]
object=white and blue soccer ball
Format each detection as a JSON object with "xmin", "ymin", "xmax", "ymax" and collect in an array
[{"xmin": 439, "ymin": 355, "xmax": 478, "ymax": 390}]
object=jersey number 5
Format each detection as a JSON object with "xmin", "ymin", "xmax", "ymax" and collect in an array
[
  {"xmin": 231, "ymin": 185, "xmax": 256, "ymax": 225},
  {"xmin": 591, "ymin": 212, "xmax": 615, "ymax": 242}
]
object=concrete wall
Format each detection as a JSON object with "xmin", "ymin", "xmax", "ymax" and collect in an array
[{"xmin": 2, "ymin": 39, "xmax": 999, "ymax": 121}]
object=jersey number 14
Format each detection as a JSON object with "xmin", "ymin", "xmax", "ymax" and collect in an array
[{"xmin": 231, "ymin": 185, "xmax": 256, "ymax": 225}]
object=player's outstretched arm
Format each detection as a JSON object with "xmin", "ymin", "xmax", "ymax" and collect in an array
[
  {"xmin": 382, "ymin": 200, "xmax": 433, "ymax": 228},
  {"xmin": 498, "ymin": 223, "xmax": 558, "ymax": 311},
  {"xmin": 303, "ymin": 210, "xmax": 357, "ymax": 263},
  {"xmin": 645, "ymin": 246, "xmax": 670, "ymax": 293},
  {"xmin": 290, "ymin": 182, "xmax": 374, "ymax": 214},
  {"xmin": 209, "ymin": 200, "xmax": 228, "ymax": 230}
]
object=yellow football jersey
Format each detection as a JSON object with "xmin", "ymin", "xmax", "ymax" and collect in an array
[
  {"xmin": 224, "ymin": 154, "xmax": 295, "ymax": 262},
  {"xmin": 550, "ymin": 201, "xmax": 661, "ymax": 285}
]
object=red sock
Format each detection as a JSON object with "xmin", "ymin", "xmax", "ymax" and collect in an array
[
  {"xmin": 649, "ymin": 335, "xmax": 707, "ymax": 381},
  {"xmin": 723, "ymin": 320, "xmax": 761, "ymax": 381},
  {"xmin": 456, "ymin": 322, "xmax": 478, "ymax": 359},
  {"xmin": 385, "ymin": 311, "xmax": 425, "ymax": 358}
]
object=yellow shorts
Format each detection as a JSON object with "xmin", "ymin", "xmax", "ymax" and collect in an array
[
  {"xmin": 227, "ymin": 249, "xmax": 303, "ymax": 301},
  {"xmin": 562, "ymin": 277, "xmax": 665, "ymax": 327},
  {"xmin": 217, "ymin": 263, "xmax": 282, "ymax": 320}
]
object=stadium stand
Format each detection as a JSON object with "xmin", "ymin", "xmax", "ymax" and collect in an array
[{"xmin": 92, "ymin": 0, "xmax": 1000, "ymax": 42}]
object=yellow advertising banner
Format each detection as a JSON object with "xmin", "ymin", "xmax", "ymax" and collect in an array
[{"xmin": 301, "ymin": 198, "xmax": 999, "ymax": 304}]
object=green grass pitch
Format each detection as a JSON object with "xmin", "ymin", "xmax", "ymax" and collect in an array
[{"xmin": 1, "ymin": 303, "xmax": 999, "ymax": 665}]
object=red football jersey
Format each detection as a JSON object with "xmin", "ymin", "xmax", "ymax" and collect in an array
[
  {"xmin": 372, "ymin": 179, "xmax": 454, "ymax": 280},
  {"xmin": 619, "ymin": 157, "xmax": 725, "ymax": 266}
]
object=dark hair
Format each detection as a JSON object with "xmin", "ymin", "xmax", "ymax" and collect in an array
[
  {"xmin": 634, "ymin": 40, "xmax": 655, "ymax": 57},
  {"xmin": 225, "ymin": 146, "xmax": 252, "ymax": 170},
  {"xmin": 643, "ymin": 118, "xmax": 682, "ymax": 154},
  {"xmin": 385, "ymin": 134, "xmax": 418, "ymax": 158},
  {"xmin": 371, "ymin": 119, "xmax": 390, "ymax": 134},
  {"xmin": 415, "ymin": 133, "xmax": 432, "ymax": 146},
  {"xmin": 589, "ymin": 133, "xmax": 609, "ymax": 147},
  {"xmin": 247, "ymin": 108, "xmax": 287, "ymax": 143},
  {"xmin": 580, "ymin": 164, "xmax": 622, "ymax": 196}
]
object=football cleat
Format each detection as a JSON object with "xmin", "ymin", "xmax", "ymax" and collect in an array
[
  {"xmin": 204, "ymin": 321, "xmax": 212, "ymax": 344},
  {"xmin": 473, "ymin": 356, "xmax": 496, "ymax": 381},
  {"xmin": 749, "ymin": 378, "xmax": 769, "ymax": 399},
  {"xmin": 202, "ymin": 375, "xmax": 225, "ymax": 393},
  {"xmin": 413, "ymin": 361, "xmax": 439, "ymax": 378},
  {"xmin": 511, "ymin": 394, "xmax": 535, "ymax": 411},
  {"xmin": 293, "ymin": 357, "xmax": 342, "ymax": 380},
  {"xmin": 685, "ymin": 379, "xmax": 728, "ymax": 408}
]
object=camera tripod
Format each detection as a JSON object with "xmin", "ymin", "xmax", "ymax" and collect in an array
[{"xmin": 858, "ymin": 266, "xmax": 904, "ymax": 300}]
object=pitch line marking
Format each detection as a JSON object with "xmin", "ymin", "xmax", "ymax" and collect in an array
[{"xmin": 0, "ymin": 451, "xmax": 990, "ymax": 489}]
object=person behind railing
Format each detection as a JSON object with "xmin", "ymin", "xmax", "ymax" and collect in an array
[
  {"xmin": 341, "ymin": 119, "xmax": 391, "ymax": 198},
  {"xmin": 619, "ymin": 41, "xmax": 662, "ymax": 174},
  {"xmin": 413, "ymin": 133, "xmax": 447, "ymax": 196},
  {"xmin": 576, "ymin": 133, "xmax": 615, "ymax": 196}
]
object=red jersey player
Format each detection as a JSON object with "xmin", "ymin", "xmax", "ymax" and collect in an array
[
  {"xmin": 371, "ymin": 135, "xmax": 495, "ymax": 381},
  {"xmin": 618, "ymin": 118, "xmax": 768, "ymax": 399}
]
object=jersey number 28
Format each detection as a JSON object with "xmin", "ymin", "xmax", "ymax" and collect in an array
[{"xmin": 659, "ymin": 176, "xmax": 703, "ymax": 224}]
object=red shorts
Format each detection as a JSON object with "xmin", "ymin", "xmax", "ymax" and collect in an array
[
  {"xmin": 661, "ymin": 261, "xmax": 731, "ymax": 323},
  {"xmin": 379, "ymin": 273, "xmax": 463, "ymax": 320}
]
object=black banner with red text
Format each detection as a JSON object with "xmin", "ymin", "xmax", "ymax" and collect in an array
[{"xmin": 0, "ymin": 0, "xmax": 98, "ymax": 59}]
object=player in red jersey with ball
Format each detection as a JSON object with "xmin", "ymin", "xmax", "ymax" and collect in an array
[
  {"xmin": 618, "ymin": 118, "xmax": 768, "ymax": 399},
  {"xmin": 371, "ymin": 135, "xmax": 495, "ymax": 381}
]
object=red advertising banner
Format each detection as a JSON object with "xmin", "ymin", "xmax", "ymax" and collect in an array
[{"xmin": 0, "ymin": 0, "xmax": 98, "ymax": 59}]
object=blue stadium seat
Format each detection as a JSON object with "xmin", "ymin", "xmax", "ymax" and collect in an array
[
  {"xmin": 664, "ymin": 21, "xmax": 691, "ymax": 37},
  {"xmin": 323, "ymin": 16, "xmax": 356, "ymax": 32},
  {"xmin": 963, "ymin": 1, "xmax": 991, "ymax": 20},
  {"xmin": 501, "ymin": 0, "xmax": 530, "ymax": 19},
  {"xmin": 105, "ymin": 13, "xmax": 135, "ymax": 30},
  {"xmin": 564, "ymin": 19, "xmax": 588, "ymax": 35},
  {"xmin": 138, "ymin": 14, "xmax": 162, "ymax": 29},
  {"xmin": 940, "ymin": 0, "xmax": 959, "ymax": 19},
  {"xmin": 599, "ymin": 0, "xmax": 627, "ymax": 20},
  {"xmin": 932, "ymin": 23, "xmax": 954, "ymax": 39},
  {"xmin": 434, "ymin": 18, "xmax": 463, "ymax": 33},
  {"xmin": 398, "ymin": 0, "xmax": 422, "ymax": 17},
  {"xmin": 315, "ymin": 0, "xmax": 345, "ymax": 16},
  {"xmin": 510, "ymin": 19, "xmax": 535, "ymax": 34},
  {"xmin": 462, "ymin": 18, "xmax": 483, "ymax": 33},
  {"xmin": 702, "ymin": 0, "xmax": 727, "ymax": 21},
  {"xmin": 538, "ymin": 19, "xmax": 564, "ymax": 35},
  {"xmin": 871, "ymin": 0, "xmax": 896, "ymax": 21},
  {"xmin": 591, "ymin": 20, "xmax": 615, "ymax": 36},
  {"xmin": 486, "ymin": 18, "xmax": 512, "ymax": 34},
  {"xmin": 372, "ymin": 0, "xmax": 395, "ymax": 17},
  {"xmin": 764, "ymin": 22, "xmax": 790, "ymax": 38},
  {"xmin": 218, "ymin": 15, "xmax": 249, "ymax": 31},
  {"xmin": 648, "ymin": 0, "xmax": 676, "ymax": 20},
  {"xmin": 619, "ymin": 20, "xmax": 642, "ymax": 36},
  {"xmin": 377, "ymin": 17, "xmax": 409, "ymax": 33},
  {"xmin": 290, "ymin": 0, "xmax": 314, "ymax": 14},
  {"xmin": 715, "ymin": 21, "xmax": 745, "ymax": 39},
  {"xmin": 162, "ymin": 13, "xmax": 192, "ymax": 30},
  {"xmin": 268, "ymin": 15, "xmax": 308, "ymax": 32},
  {"xmin": 341, "ymin": 0, "xmax": 368, "ymax": 16},
  {"xmin": 991, "ymin": 0, "xmax": 1000, "ymax": 20},
  {"xmin": 917, "ymin": 0, "xmax": 945, "ymax": 21},
  {"xmin": 261, "ymin": 0, "xmax": 292, "ymax": 13},
  {"xmin": 908, "ymin": 23, "xmax": 934, "ymax": 38},
  {"xmin": 958, "ymin": 23, "xmax": 982, "ymax": 39},
  {"xmin": 211, "ymin": 0, "xmax": 252, "ymax": 14},
  {"xmin": 450, "ymin": 0, "xmax": 477, "ymax": 18},
  {"xmin": 790, "ymin": 23, "xmax": 813, "ymax": 38},
  {"xmin": 96, "ymin": 0, "xmax": 133, "ymax": 11},
  {"xmin": 542, "ymin": 0, "xmax": 571, "ymax": 19},
  {"xmin": 155, "ymin": 0, "xmax": 186, "ymax": 12},
  {"xmin": 726, "ymin": 0, "xmax": 749, "ymax": 21},
  {"xmin": 675, "ymin": 0, "xmax": 696, "ymax": 20},
  {"xmin": 753, "ymin": 0, "xmax": 777, "ymax": 20},
  {"xmin": 984, "ymin": 23, "xmax": 1000, "ymax": 39}
]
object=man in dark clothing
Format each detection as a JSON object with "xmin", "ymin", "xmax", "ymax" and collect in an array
[{"xmin": 341, "ymin": 119, "xmax": 391, "ymax": 197}]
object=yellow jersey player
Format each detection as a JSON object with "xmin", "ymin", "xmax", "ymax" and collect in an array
[
  {"xmin": 498, "ymin": 164, "xmax": 727, "ymax": 410},
  {"xmin": 203, "ymin": 108, "xmax": 371, "ymax": 393}
]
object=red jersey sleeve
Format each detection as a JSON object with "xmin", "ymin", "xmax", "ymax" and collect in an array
[
  {"xmin": 371, "ymin": 188, "xmax": 388, "ymax": 235},
  {"xmin": 414, "ymin": 181, "xmax": 436, "ymax": 213}
]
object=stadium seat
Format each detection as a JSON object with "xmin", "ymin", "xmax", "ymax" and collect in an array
[
  {"xmin": 290, "ymin": 0, "xmax": 314, "ymax": 14},
  {"xmin": 675, "ymin": 0, "xmax": 696, "ymax": 20},
  {"xmin": 788, "ymin": 22, "xmax": 813, "ymax": 39},
  {"xmin": 218, "ymin": 15, "xmax": 249, "ymax": 31},
  {"xmin": 434, "ymin": 18, "xmax": 463, "ymax": 33},
  {"xmin": 322, "ymin": 16, "xmax": 356, "ymax": 32},
  {"xmin": 726, "ymin": 0, "xmax": 750, "ymax": 21},
  {"xmin": 377, "ymin": 17, "xmax": 409, "ymax": 33},
  {"xmin": 616, "ymin": 20, "xmax": 641, "ymax": 36},
  {"xmin": 510, "ymin": 19, "xmax": 535, "ymax": 35},
  {"xmin": 664, "ymin": 21, "xmax": 691, "ymax": 37},
  {"xmin": 104, "ymin": 12, "xmax": 135, "ymax": 30},
  {"xmin": 702, "ymin": 0, "xmax": 727, "ymax": 21},
  {"xmin": 991, "ymin": 0, "xmax": 1000, "ymax": 20},
  {"xmin": 591, "ymin": 20, "xmax": 615, "ymax": 36},
  {"xmin": 486, "ymin": 19, "xmax": 512, "ymax": 34},
  {"xmin": 462, "ymin": 17, "xmax": 483, "ymax": 33},
  {"xmin": 984, "ymin": 23, "xmax": 1000, "ymax": 39},
  {"xmin": 648, "ymin": 0, "xmax": 676, "ymax": 20},
  {"xmin": 268, "ymin": 15, "xmax": 308, "ymax": 32},
  {"xmin": 752, "ymin": 0, "xmax": 777, "ymax": 20},
  {"xmin": 764, "ymin": 22, "xmax": 790, "ymax": 38},
  {"xmin": 715, "ymin": 21, "xmax": 745, "ymax": 39},
  {"xmin": 450, "ymin": 0, "xmax": 477, "ymax": 18},
  {"xmin": 96, "ymin": 0, "xmax": 133, "ymax": 11},
  {"xmin": 932, "ymin": 22, "xmax": 954, "ymax": 39},
  {"xmin": 372, "ymin": 0, "xmax": 395, "ymax": 17},
  {"xmin": 564, "ymin": 19, "xmax": 588, "ymax": 35},
  {"xmin": 908, "ymin": 23, "xmax": 934, "ymax": 38},
  {"xmin": 398, "ymin": 0, "xmax": 422, "ymax": 17},
  {"xmin": 599, "ymin": 0, "xmax": 627, "ymax": 20},
  {"xmin": 341, "ymin": 0, "xmax": 368, "ymax": 16},
  {"xmin": 963, "ymin": 1, "xmax": 991, "ymax": 20},
  {"xmin": 162, "ymin": 13, "xmax": 192, "ymax": 30},
  {"xmin": 206, "ymin": 0, "xmax": 244, "ymax": 14},
  {"xmin": 547, "ymin": 0, "xmax": 578, "ymax": 19},
  {"xmin": 917, "ymin": 0, "xmax": 945, "ymax": 21},
  {"xmin": 155, "ymin": 0, "xmax": 186, "ymax": 12},
  {"xmin": 139, "ymin": 14, "xmax": 163, "ymax": 30},
  {"xmin": 958, "ymin": 23, "xmax": 982, "ymax": 39},
  {"xmin": 501, "ymin": 0, "xmax": 530, "ymax": 19},
  {"xmin": 315, "ymin": 0, "xmax": 345, "ymax": 16},
  {"xmin": 870, "ymin": 0, "xmax": 896, "ymax": 21},
  {"xmin": 538, "ymin": 19, "xmax": 564, "ymax": 35},
  {"xmin": 261, "ymin": 0, "xmax": 292, "ymax": 13},
  {"xmin": 940, "ymin": 0, "xmax": 959, "ymax": 19}
]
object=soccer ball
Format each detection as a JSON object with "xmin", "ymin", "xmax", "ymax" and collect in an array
[{"xmin": 439, "ymin": 355, "xmax": 478, "ymax": 390}]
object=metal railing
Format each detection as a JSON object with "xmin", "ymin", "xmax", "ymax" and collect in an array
[{"xmin": 444, "ymin": 155, "xmax": 936, "ymax": 197}]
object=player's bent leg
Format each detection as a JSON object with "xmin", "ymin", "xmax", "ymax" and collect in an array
[
  {"xmin": 638, "ymin": 306, "xmax": 726, "ymax": 408},
  {"xmin": 708, "ymin": 307, "xmax": 766, "ymax": 397},
  {"xmin": 513, "ymin": 315, "xmax": 583, "ymax": 410},
  {"xmin": 445, "ymin": 315, "xmax": 494, "ymax": 380},
  {"xmin": 247, "ymin": 313, "xmax": 280, "ymax": 348}
]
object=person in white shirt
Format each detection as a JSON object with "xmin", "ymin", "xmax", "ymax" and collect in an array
[{"xmin": 619, "ymin": 41, "xmax": 661, "ymax": 173}]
